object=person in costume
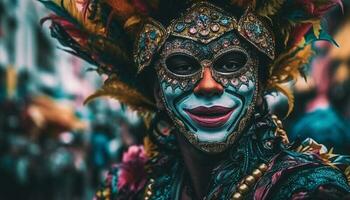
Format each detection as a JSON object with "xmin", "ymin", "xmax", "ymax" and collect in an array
[{"xmin": 39, "ymin": 0, "xmax": 350, "ymax": 199}]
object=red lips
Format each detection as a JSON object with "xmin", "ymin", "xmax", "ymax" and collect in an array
[{"xmin": 184, "ymin": 106, "xmax": 234, "ymax": 128}]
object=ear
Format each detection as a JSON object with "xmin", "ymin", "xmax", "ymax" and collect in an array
[{"xmin": 153, "ymin": 82, "xmax": 166, "ymax": 110}]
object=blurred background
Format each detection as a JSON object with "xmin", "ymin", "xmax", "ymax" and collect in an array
[{"xmin": 0, "ymin": 0, "xmax": 349, "ymax": 200}]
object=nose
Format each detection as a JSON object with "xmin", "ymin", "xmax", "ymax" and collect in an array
[{"xmin": 194, "ymin": 67, "xmax": 224, "ymax": 97}]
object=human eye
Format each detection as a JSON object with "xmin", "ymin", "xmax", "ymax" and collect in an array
[
  {"xmin": 165, "ymin": 54, "xmax": 201, "ymax": 76},
  {"xmin": 213, "ymin": 50, "xmax": 248, "ymax": 73}
]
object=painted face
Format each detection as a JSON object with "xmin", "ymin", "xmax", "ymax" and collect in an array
[{"xmin": 155, "ymin": 32, "xmax": 259, "ymax": 153}]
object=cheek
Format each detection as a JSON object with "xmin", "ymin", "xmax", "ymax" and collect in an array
[
  {"xmin": 229, "ymin": 69, "xmax": 257, "ymax": 100},
  {"xmin": 160, "ymin": 82, "xmax": 188, "ymax": 110}
]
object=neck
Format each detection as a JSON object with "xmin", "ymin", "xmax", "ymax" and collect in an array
[{"xmin": 176, "ymin": 133, "xmax": 223, "ymax": 199}]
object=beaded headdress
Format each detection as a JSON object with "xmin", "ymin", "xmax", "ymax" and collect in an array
[{"xmin": 39, "ymin": 0, "xmax": 342, "ymax": 115}]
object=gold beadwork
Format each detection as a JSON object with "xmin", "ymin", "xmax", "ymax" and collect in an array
[
  {"xmin": 232, "ymin": 192, "xmax": 243, "ymax": 200},
  {"xmin": 258, "ymin": 163, "xmax": 268, "ymax": 172},
  {"xmin": 252, "ymin": 169, "xmax": 263, "ymax": 178},
  {"xmin": 231, "ymin": 163, "xmax": 268, "ymax": 200},
  {"xmin": 144, "ymin": 178, "xmax": 155, "ymax": 200},
  {"xmin": 244, "ymin": 175, "xmax": 256, "ymax": 186},
  {"xmin": 238, "ymin": 184, "xmax": 249, "ymax": 194}
]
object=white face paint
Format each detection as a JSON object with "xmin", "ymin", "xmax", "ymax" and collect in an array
[
  {"xmin": 161, "ymin": 72, "xmax": 256, "ymax": 143},
  {"xmin": 156, "ymin": 32, "xmax": 259, "ymax": 153}
]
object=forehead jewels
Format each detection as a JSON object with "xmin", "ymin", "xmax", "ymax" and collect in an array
[
  {"xmin": 134, "ymin": 1, "xmax": 275, "ymax": 72},
  {"xmin": 169, "ymin": 4, "xmax": 237, "ymax": 44}
]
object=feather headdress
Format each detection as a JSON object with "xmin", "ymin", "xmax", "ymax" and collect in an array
[{"xmin": 39, "ymin": 0, "xmax": 342, "ymax": 115}]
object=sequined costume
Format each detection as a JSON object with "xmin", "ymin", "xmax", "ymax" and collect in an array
[{"xmin": 39, "ymin": 0, "xmax": 350, "ymax": 199}]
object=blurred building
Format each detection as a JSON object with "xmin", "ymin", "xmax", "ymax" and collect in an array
[{"xmin": 0, "ymin": 1, "xmax": 146, "ymax": 200}]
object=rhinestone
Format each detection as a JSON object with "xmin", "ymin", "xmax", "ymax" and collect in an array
[
  {"xmin": 175, "ymin": 22, "xmax": 186, "ymax": 32},
  {"xmin": 210, "ymin": 23, "xmax": 220, "ymax": 32},
  {"xmin": 223, "ymin": 40, "xmax": 230, "ymax": 48},
  {"xmin": 222, "ymin": 78, "xmax": 228, "ymax": 85},
  {"xmin": 199, "ymin": 29, "xmax": 210, "ymax": 37},
  {"xmin": 189, "ymin": 27, "xmax": 197, "ymax": 34},
  {"xmin": 199, "ymin": 14, "xmax": 209, "ymax": 24},
  {"xmin": 231, "ymin": 79, "xmax": 239, "ymax": 86},
  {"xmin": 219, "ymin": 17, "xmax": 230, "ymax": 26},
  {"xmin": 149, "ymin": 31, "xmax": 157, "ymax": 40}
]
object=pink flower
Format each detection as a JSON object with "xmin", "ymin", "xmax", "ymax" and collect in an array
[{"xmin": 117, "ymin": 145, "xmax": 148, "ymax": 192}]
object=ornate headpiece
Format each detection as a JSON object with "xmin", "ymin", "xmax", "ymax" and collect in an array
[
  {"xmin": 39, "ymin": 0, "xmax": 342, "ymax": 115},
  {"xmin": 134, "ymin": 2, "xmax": 275, "ymax": 73}
]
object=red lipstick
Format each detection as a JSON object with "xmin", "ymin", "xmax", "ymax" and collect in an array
[{"xmin": 184, "ymin": 106, "xmax": 234, "ymax": 128}]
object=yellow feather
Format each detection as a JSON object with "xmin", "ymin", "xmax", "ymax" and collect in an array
[
  {"xmin": 312, "ymin": 21, "xmax": 322, "ymax": 39},
  {"xmin": 268, "ymin": 45, "xmax": 313, "ymax": 116},
  {"xmin": 257, "ymin": 0, "xmax": 284, "ymax": 17},
  {"xmin": 84, "ymin": 75, "xmax": 156, "ymax": 113},
  {"xmin": 345, "ymin": 166, "xmax": 350, "ymax": 184},
  {"xmin": 52, "ymin": 0, "xmax": 106, "ymax": 36}
]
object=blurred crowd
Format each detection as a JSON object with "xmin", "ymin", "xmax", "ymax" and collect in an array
[{"xmin": 0, "ymin": 0, "xmax": 349, "ymax": 200}]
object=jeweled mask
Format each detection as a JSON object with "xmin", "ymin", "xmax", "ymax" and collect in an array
[{"xmin": 134, "ymin": 2, "xmax": 275, "ymax": 153}]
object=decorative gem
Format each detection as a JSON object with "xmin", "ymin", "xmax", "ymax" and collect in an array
[
  {"xmin": 238, "ymin": 12, "xmax": 275, "ymax": 59},
  {"xmin": 223, "ymin": 40, "xmax": 230, "ymax": 48},
  {"xmin": 210, "ymin": 23, "xmax": 220, "ymax": 32},
  {"xmin": 169, "ymin": 2, "xmax": 237, "ymax": 44},
  {"xmin": 231, "ymin": 79, "xmax": 239, "ymax": 86},
  {"xmin": 189, "ymin": 27, "xmax": 197, "ymax": 34},
  {"xmin": 199, "ymin": 29, "xmax": 210, "ymax": 37},
  {"xmin": 175, "ymin": 22, "xmax": 186, "ymax": 32},
  {"xmin": 219, "ymin": 17, "xmax": 230, "ymax": 26},
  {"xmin": 134, "ymin": 2, "xmax": 276, "ymax": 74},
  {"xmin": 134, "ymin": 20, "xmax": 167, "ymax": 73}
]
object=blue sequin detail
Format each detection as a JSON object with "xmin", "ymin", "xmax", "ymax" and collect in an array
[
  {"xmin": 248, "ymin": 23, "xmax": 262, "ymax": 35},
  {"xmin": 150, "ymin": 31, "xmax": 157, "ymax": 40},
  {"xmin": 199, "ymin": 14, "xmax": 209, "ymax": 24},
  {"xmin": 175, "ymin": 23, "xmax": 186, "ymax": 32},
  {"xmin": 219, "ymin": 17, "xmax": 230, "ymax": 25}
]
